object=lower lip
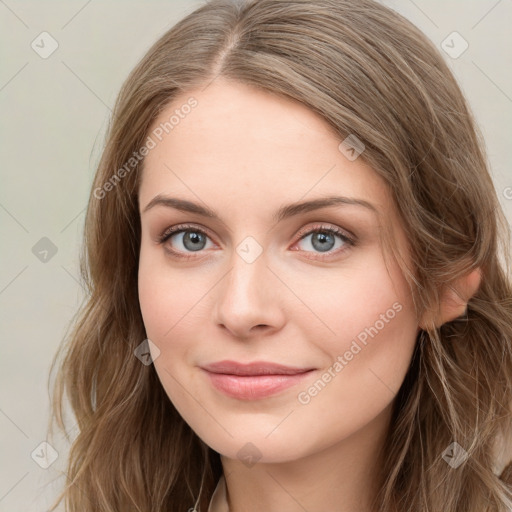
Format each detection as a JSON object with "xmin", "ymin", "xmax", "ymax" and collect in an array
[{"xmin": 202, "ymin": 369, "xmax": 314, "ymax": 400}]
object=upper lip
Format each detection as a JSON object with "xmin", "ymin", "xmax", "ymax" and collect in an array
[{"xmin": 201, "ymin": 360, "xmax": 315, "ymax": 376}]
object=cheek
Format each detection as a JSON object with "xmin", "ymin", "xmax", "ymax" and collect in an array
[
  {"xmin": 138, "ymin": 246, "xmax": 196, "ymax": 339},
  {"xmin": 138, "ymin": 252, "xmax": 182, "ymax": 355},
  {"xmin": 137, "ymin": 252, "xmax": 199, "ymax": 415},
  {"xmin": 137, "ymin": 248, "xmax": 216, "ymax": 370},
  {"xmin": 293, "ymin": 252, "xmax": 418, "ymax": 406},
  {"xmin": 292, "ymin": 250, "xmax": 416, "ymax": 348},
  {"xmin": 138, "ymin": 251, "xmax": 166, "ymax": 339},
  {"xmin": 297, "ymin": 309, "xmax": 418, "ymax": 451}
]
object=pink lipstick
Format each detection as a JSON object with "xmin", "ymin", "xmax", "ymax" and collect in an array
[{"xmin": 201, "ymin": 360, "xmax": 315, "ymax": 400}]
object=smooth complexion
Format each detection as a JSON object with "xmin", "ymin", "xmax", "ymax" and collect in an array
[{"xmin": 138, "ymin": 78, "xmax": 423, "ymax": 512}]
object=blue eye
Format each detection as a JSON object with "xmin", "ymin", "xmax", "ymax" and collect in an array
[
  {"xmin": 292, "ymin": 224, "xmax": 355, "ymax": 260},
  {"xmin": 158, "ymin": 223, "xmax": 355, "ymax": 260},
  {"xmin": 296, "ymin": 228, "xmax": 351, "ymax": 253},
  {"xmin": 159, "ymin": 225, "xmax": 213, "ymax": 256}
]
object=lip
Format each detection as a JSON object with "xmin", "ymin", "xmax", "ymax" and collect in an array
[
  {"xmin": 200, "ymin": 360, "xmax": 316, "ymax": 400},
  {"xmin": 201, "ymin": 360, "xmax": 315, "ymax": 376}
]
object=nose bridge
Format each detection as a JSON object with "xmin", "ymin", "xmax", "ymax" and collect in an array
[{"xmin": 223, "ymin": 239, "xmax": 268, "ymax": 309}]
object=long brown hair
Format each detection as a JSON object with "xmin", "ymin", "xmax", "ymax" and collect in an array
[{"xmin": 47, "ymin": 0, "xmax": 512, "ymax": 510}]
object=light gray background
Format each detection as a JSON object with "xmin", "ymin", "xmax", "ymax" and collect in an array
[{"xmin": 1, "ymin": 1, "xmax": 511, "ymax": 510}]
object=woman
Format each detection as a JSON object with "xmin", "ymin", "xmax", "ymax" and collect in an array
[{"xmin": 47, "ymin": 0, "xmax": 512, "ymax": 510}]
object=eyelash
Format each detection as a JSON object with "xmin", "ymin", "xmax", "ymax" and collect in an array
[{"xmin": 157, "ymin": 223, "xmax": 356, "ymax": 261}]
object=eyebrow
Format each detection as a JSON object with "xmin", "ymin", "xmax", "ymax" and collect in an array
[{"xmin": 142, "ymin": 194, "xmax": 378, "ymax": 223}]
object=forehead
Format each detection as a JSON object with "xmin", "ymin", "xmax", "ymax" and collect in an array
[{"xmin": 139, "ymin": 79, "xmax": 391, "ymax": 222}]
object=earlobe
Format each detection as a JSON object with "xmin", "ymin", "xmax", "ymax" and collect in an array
[{"xmin": 419, "ymin": 267, "xmax": 482, "ymax": 330}]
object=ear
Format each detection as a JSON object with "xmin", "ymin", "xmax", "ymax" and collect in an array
[{"xmin": 419, "ymin": 267, "xmax": 482, "ymax": 330}]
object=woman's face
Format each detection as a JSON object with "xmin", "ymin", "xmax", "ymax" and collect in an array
[{"xmin": 138, "ymin": 79, "xmax": 421, "ymax": 463}]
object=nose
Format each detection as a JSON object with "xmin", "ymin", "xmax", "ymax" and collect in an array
[{"xmin": 212, "ymin": 248, "xmax": 286, "ymax": 340}]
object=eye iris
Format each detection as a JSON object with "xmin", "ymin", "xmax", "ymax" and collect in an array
[
  {"xmin": 183, "ymin": 231, "xmax": 206, "ymax": 251},
  {"xmin": 311, "ymin": 231, "xmax": 335, "ymax": 252}
]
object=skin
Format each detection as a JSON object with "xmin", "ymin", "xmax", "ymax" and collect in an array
[{"xmin": 137, "ymin": 79, "xmax": 479, "ymax": 512}]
